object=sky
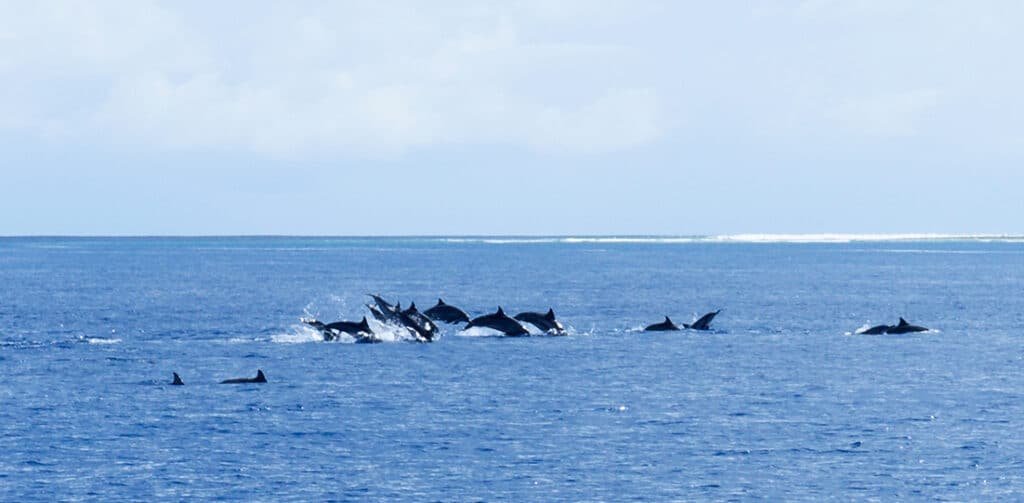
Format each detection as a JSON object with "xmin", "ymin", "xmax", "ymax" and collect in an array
[{"xmin": 1, "ymin": 1, "xmax": 1022, "ymax": 235}]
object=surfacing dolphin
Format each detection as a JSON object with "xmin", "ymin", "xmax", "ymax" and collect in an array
[
  {"xmin": 645, "ymin": 316, "xmax": 680, "ymax": 331},
  {"xmin": 684, "ymin": 310, "xmax": 721, "ymax": 331},
  {"xmin": 859, "ymin": 317, "xmax": 930, "ymax": 335},
  {"xmin": 423, "ymin": 298, "xmax": 471, "ymax": 324},
  {"xmin": 220, "ymin": 369, "xmax": 267, "ymax": 384},
  {"xmin": 303, "ymin": 317, "xmax": 377, "ymax": 343},
  {"xmin": 514, "ymin": 308, "xmax": 566, "ymax": 335},
  {"xmin": 171, "ymin": 372, "xmax": 184, "ymax": 385},
  {"xmin": 465, "ymin": 307, "xmax": 530, "ymax": 336}
]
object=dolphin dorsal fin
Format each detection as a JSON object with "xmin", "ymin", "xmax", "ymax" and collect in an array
[
  {"xmin": 497, "ymin": 306, "xmax": 505, "ymax": 315},
  {"xmin": 409, "ymin": 302, "xmax": 416, "ymax": 310},
  {"xmin": 898, "ymin": 317, "xmax": 908, "ymax": 326},
  {"xmin": 437, "ymin": 298, "xmax": 445, "ymax": 306},
  {"xmin": 546, "ymin": 308, "xmax": 555, "ymax": 320},
  {"xmin": 665, "ymin": 316, "xmax": 672, "ymax": 323}
]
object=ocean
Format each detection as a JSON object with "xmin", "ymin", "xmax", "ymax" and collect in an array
[{"xmin": 1, "ymin": 236, "xmax": 1022, "ymax": 500}]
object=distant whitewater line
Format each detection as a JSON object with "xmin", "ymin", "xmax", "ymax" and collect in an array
[{"xmin": 440, "ymin": 234, "xmax": 1024, "ymax": 244}]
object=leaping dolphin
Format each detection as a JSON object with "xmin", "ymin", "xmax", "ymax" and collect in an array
[
  {"xmin": 465, "ymin": 307, "xmax": 530, "ymax": 336},
  {"xmin": 684, "ymin": 310, "xmax": 721, "ymax": 330},
  {"xmin": 423, "ymin": 298, "xmax": 471, "ymax": 324},
  {"xmin": 645, "ymin": 316, "xmax": 680, "ymax": 331},
  {"xmin": 402, "ymin": 302, "xmax": 440, "ymax": 334},
  {"xmin": 366, "ymin": 295, "xmax": 437, "ymax": 342},
  {"xmin": 220, "ymin": 369, "xmax": 267, "ymax": 384},
  {"xmin": 859, "ymin": 317, "xmax": 930, "ymax": 335},
  {"xmin": 398, "ymin": 303, "xmax": 439, "ymax": 342},
  {"xmin": 514, "ymin": 308, "xmax": 566, "ymax": 335},
  {"xmin": 367, "ymin": 294, "xmax": 404, "ymax": 325}
]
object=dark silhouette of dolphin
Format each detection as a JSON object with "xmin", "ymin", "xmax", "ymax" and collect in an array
[
  {"xmin": 365, "ymin": 295, "xmax": 437, "ymax": 342},
  {"xmin": 367, "ymin": 304, "xmax": 390, "ymax": 323},
  {"xmin": 860, "ymin": 317, "xmax": 930, "ymax": 335},
  {"xmin": 369, "ymin": 294, "xmax": 398, "ymax": 313},
  {"xmin": 398, "ymin": 303, "xmax": 439, "ymax": 342},
  {"xmin": 423, "ymin": 298, "xmax": 471, "ymax": 324},
  {"xmin": 860, "ymin": 324, "xmax": 890, "ymax": 335},
  {"xmin": 221, "ymin": 369, "xmax": 267, "ymax": 384},
  {"xmin": 401, "ymin": 302, "xmax": 440, "ymax": 334},
  {"xmin": 304, "ymin": 317, "xmax": 376, "ymax": 342},
  {"xmin": 171, "ymin": 372, "xmax": 184, "ymax": 385},
  {"xmin": 465, "ymin": 307, "xmax": 530, "ymax": 336},
  {"xmin": 889, "ymin": 318, "xmax": 929, "ymax": 334},
  {"xmin": 367, "ymin": 294, "xmax": 405, "ymax": 325},
  {"xmin": 684, "ymin": 310, "xmax": 721, "ymax": 330},
  {"xmin": 514, "ymin": 308, "xmax": 566, "ymax": 335},
  {"xmin": 645, "ymin": 316, "xmax": 680, "ymax": 331}
]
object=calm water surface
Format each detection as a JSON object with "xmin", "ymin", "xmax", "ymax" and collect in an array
[{"xmin": 1, "ymin": 237, "xmax": 1022, "ymax": 500}]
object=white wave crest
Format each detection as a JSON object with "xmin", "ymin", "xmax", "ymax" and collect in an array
[
  {"xmin": 435, "ymin": 234, "xmax": 1024, "ymax": 245},
  {"xmin": 85, "ymin": 337, "xmax": 121, "ymax": 344}
]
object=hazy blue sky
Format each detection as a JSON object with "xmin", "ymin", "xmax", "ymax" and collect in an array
[{"xmin": 2, "ymin": 1, "xmax": 1022, "ymax": 235}]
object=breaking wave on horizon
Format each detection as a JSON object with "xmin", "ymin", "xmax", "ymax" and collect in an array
[{"xmin": 439, "ymin": 233, "xmax": 1024, "ymax": 244}]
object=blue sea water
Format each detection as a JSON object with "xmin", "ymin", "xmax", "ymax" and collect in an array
[{"xmin": 1, "ymin": 236, "xmax": 1023, "ymax": 500}]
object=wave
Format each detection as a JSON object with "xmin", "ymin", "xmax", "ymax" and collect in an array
[
  {"xmin": 85, "ymin": 337, "xmax": 122, "ymax": 345},
  {"xmin": 438, "ymin": 234, "xmax": 1024, "ymax": 244},
  {"xmin": 270, "ymin": 320, "xmax": 422, "ymax": 344}
]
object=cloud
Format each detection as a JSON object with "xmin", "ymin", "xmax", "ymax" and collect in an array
[
  {"xmin": 3, "ymin": 1, "xmax": 1024, "ymax": 161},
  {"xmin": 0, "ymin": 1, "xmax": 663, "ymax": 157}
]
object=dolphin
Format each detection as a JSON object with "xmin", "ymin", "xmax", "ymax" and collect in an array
[
  {"xmin": 645, "ymin": 316, "xmax": 680, "ymax": 331},
  {"xmin": 366, "ymin": 296, "xmax": 437, "ymax": 342},
  {"xmin": 402, "ymin": 303, "xmax": 440, "ymax": 333},
  {"xmin": 684, "ymin": 310, "xmax": 721, "ymax": 330},
  {"xmin": 367, "ymin": 294, "xmax": 404, "ymax": 325},
  {"xmin": 465, "ymin": 307, "xmax": 530, "ymax": 336},
  {"xmin": 304, "ymin": 317, "xmax": 376, "ymax": 342},
  {"xmin": 859, "ymin": 323, "xmax": 890, "ymax": 335},
  {"xmin": 367, "ymin": 304, "xmax": 390, "ymax": 323},
  {"xmin": 423, "ymin": 298, "xmax": 471, "ymax": 324},
  {"xmin": 369, "ymin": 293, "xmax": 397, "ymax": 312},
  {"xmin": 398, "ymin": 303, "xmax": 439, "ymax": 342},
  {"xmin": 514, "ymin": 308, "xmax": 566, "ymax": 335},
  {"xmin": 220, "ymin": 369, "xmax": 267, "ymax": 384},
  {"xmin": 171, "ymin": 372, "xmax": 184, "ymax": 385},
  {"xmin": 860, "ymin": 317, "xmax": 930, "ymax": 335},
  {"xmin": 889, "ymin": 317, "xmax": 929, "ymax": 334}
]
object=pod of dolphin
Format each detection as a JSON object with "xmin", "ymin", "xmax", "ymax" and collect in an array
[
  {"xmin": 170, "ymin": 294, "xmax": 932, "ymax": 385},
  {"xmin": 304, "ymin": 294, "xmax": 572, "ymax": 343}
]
